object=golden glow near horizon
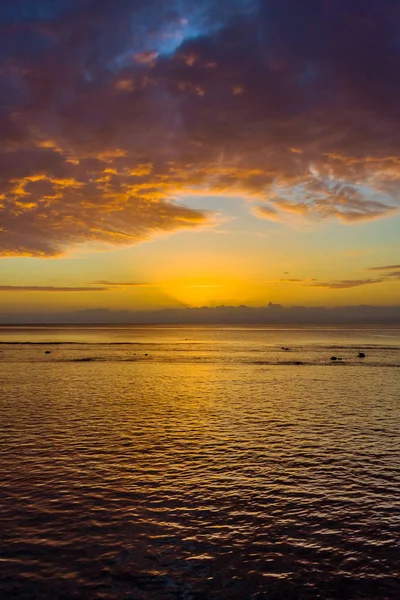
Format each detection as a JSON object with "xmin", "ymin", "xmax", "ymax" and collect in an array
[{"xmin": 1, "ymin": 214, "xmax": 399, "ymax": 316}]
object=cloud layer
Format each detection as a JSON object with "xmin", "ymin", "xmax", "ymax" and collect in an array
[
  {"xmin": 1, "ymin": 304, "xmax": 399, "ymax": 325},
  {"xmin": 1, "ymin": 0, "xmax": 400, "ymax": 255}
]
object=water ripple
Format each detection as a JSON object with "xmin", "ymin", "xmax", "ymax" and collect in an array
[{"xmin": 0, "ymin": 328, "xmax": 399, "ymax": 598}]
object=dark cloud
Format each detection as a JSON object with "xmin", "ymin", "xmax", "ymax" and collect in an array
[
  {"xmin": 1, "ymin": 304, "xmax": 399, "ymax": 325},
  {"xmin": 279, "ymin": 278, "xmax": 303, "ymax": 283},
  {"xmin": 309, "ymin": 279, "xmax": 384, "ymax": 290},
  {"xmin": 94, "ymin": 281, "xmax": 150, "ymax": 287},
  {"xmin": 264, "ymin": 278, "xmax": 316, "ymax": 283},
  {"xmin": 1, "ymin": 0, "xmax": 400, "ymax": 255}
]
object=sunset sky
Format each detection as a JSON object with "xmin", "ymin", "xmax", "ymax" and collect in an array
[{"xmin": 0, "ymin": 0, "xmax": 399, "ymax": 320}]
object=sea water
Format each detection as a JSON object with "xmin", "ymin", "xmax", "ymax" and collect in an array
[{"xmin": 0, "ymin": 326, "xmax": 399, "ymax": 599}]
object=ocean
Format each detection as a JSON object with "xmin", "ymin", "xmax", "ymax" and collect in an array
[{"xmin": 0, "ymin": 325, "xmax": 399, "ymax": 599}]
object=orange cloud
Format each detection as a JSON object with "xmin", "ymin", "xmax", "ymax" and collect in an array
[
  {"xmin": 1, "ymin": 0, "xmax": 400, "ymax": 256},
  {"xmin": 252, "ymin": 205, "xmax": 282, "ymax": 222},
  {"xmin": 133, "ymin": 51, "xmax": 159, "ymax": 65},
  {"xmin": 116, "ymin": 79, "xmax": 135, "ymax": 92}
]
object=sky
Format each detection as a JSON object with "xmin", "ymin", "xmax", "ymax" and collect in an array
[{"xmin": 0, "ymin": 0, "xmax": 399, "ymax": 322}]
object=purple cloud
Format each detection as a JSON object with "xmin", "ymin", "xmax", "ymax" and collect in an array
[{"xmin": 1, "ymin": 0, "xmax": 400, "ymax": 255}]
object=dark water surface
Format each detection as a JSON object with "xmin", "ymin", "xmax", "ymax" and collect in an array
[{"xmin": 0, "ymin": 326, "xmax": 399, "ymax": 599}]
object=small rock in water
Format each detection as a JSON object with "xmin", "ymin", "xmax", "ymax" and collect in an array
[
  {"xmin": 358, "ymin": 352, "xmax": 366, "ymax": 358},
  {"xmin": 45, "ymin": 351, "xmax": 51, "ymax": 354}
]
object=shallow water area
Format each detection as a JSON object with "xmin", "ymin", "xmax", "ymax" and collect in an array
[{"xmin": 0, "ymin": 326, "xmax": 399, "ymax": 599}]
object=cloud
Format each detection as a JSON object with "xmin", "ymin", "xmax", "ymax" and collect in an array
[
  {"xmin": 279, "ymin": 278, "xmax": 303, "ymax": 283},
  {"xmin": 92, "ymin": 281, "xmax": 222, "ymax": 289},
  {"xmin": 1, "ymin": 0, "xmax": 400, "ymax": 255},
  {"xmin": 0, "ymin": 285, "xmax": 108, "ymax": 292},
  {"xmin": 252, "ymin": 205, "xmax": 282, "ymax": 222},
  {"xmin": 309, "ymin": 279, "xmax": 384, "ymax": 290},
  {"xmin": 1, "ymin": 304, "xmax": 400, "ymax": 325},
  {"xmin": 260, "ymin": 277, "xmax": 317, "ymax": 284},
  {"xmin": 368, "ymin": 264, "xmax": 400, "ymax": 271},
  {"xmin": 94, "ymin": 281, "xmax": 151, "ymax": 287},
  {"xmin": 259, "ymin": 275, "xmax": 398, "ymax": 288}
]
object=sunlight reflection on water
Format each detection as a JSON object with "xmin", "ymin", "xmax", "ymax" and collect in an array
[{"xmin": 0, "ymin": 327, "xmax": 399, "ymax": 599}]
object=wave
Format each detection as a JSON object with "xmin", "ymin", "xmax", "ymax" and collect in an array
[
  {"xmin": 1, "ymin": 355, "xmax": 399, "ymax": 367},
  {"xmin": 323, "ymin": 345, "xmax": 400, "ymax": 351}
]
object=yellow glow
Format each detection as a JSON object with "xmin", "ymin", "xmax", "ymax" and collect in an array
[{"xmin": 161, "ymin": 283, "xmax": 226, "ymax": 307}]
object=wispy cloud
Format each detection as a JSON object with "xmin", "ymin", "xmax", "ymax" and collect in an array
[
  {"xmin": 0, "ymin": 286, "xmax": 108, "ymax": 292},
  {"xmin": 309, "ymin": 279, "xmax": 384, "ymax": 290},
  {"xmin": 94, "ymin": 281, "xmax": 151, "ymax": 287},
  {"xmin": 93, "ymin": 281, "xmax": 222, "ymax": 289},
  {"xmin": 278, "ymin": 278, "xmax": 317, "ymax": 283},
  {"xmin": 279, "ymin": 278, "xmax": 303, "ymax": 283},
  {"xmin": 368, "ymin": 265, "xmax": 400, "ymax": 271},
  {"xmin": 252, "ymin": 205, "xmax": 283, "ymax": 222},
  {"xmin": 261, "ymin": 277, "xmax": 317, "ymax": 284}
]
